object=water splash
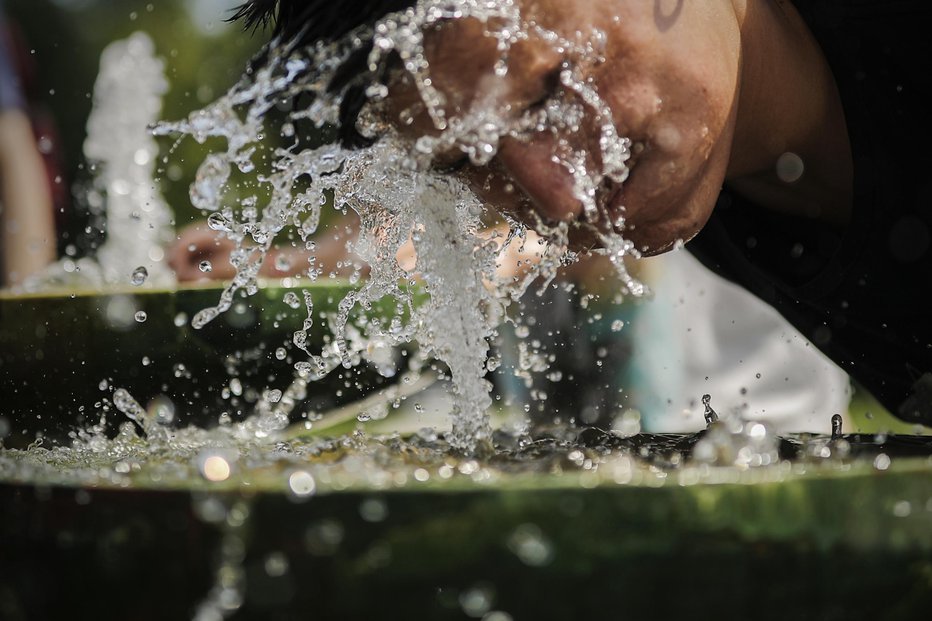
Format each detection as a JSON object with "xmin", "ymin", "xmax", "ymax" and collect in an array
[
  {"xmin": 693, "ymin": 400, "xmax": 780, "ymax": 469},
  {"xmin": 702, "ymin": 394, "xmax": 719, "ymax": 425},
  {"xmin": 153, "ymin": 0, "xmax": 650, "ymax": 452}
]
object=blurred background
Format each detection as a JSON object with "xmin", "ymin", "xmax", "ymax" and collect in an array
[{"xmin": 5, "ymin": 0, "xmax": 261, "ymax": 252}]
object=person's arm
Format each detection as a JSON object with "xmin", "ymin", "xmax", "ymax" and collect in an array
[
  {"xmin": 0, "ymin": 108, "xmax": 55, "ymax": 286},
  {"xmin": 168, "ymin": 211, "xmax": 364, "ymax": 282}
]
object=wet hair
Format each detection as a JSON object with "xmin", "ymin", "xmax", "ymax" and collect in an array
[{"xmin": 231, "ymin": 0, "xmax": 419, "ymax": 147}]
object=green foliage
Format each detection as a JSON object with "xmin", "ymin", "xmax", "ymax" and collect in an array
[{"xmin": 849, "ymin": 382, "xmax": 932, "ymax": 435}]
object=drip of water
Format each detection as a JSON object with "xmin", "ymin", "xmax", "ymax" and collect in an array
[{"xmin": 702, "ymin": 394, "xmax": 718, "ymax": 425}]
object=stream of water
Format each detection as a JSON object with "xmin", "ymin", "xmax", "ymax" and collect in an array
[{"xmin": 146, "ymin": 0, "xmax": 650, "ymax": 453}]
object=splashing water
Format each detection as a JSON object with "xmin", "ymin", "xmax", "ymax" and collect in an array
[{"xmin": 151, "ymin": 0, "xmax": 648, "ymax": 452}]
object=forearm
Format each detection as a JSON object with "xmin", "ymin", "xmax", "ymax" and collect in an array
[
  {"xmin": 264, "ymin": 212, "xmax": 364, "ymax": 278},
  {"xmin": 0, "ymin": 111, "xmax": 55, "ymax": 286}
]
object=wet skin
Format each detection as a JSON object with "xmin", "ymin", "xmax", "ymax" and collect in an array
[
  {"xmin": 384, "ymin": 0, "xmax": 853, "ymax": 255},
  {"xmin": 171, "ymin": 0, "xmax": 853, "ymax": 280},
  {"xmin": 168, "ymin": 215, "xmax": 363, "ymax": 282}
]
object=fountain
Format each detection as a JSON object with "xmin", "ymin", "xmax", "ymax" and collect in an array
[
  {"xmin": 22, "ymin": 32, "xmax": 174, "ymax": 290},
  {"xmin": 1, "ymin": 3, "xmax": 931, "ymax": 619}
]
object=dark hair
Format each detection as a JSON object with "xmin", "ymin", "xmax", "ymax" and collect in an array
[{"xmin": 231, "ymin": 0, "xmax": 418, "ymax": 147}]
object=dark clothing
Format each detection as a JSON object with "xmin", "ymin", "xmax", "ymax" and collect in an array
[{"xmin": 689, "ymin": 0, "xmax": 932, "ymax": 425}]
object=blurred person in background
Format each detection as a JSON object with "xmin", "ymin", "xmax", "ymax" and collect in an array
[{"xmin": 0, "ymin": 2, "xmax": 57, "ymax": 287}]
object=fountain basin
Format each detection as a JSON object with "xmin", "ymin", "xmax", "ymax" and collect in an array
[
  {"xmin": 1, "ymin": 456, "xmax": 930, "ymax": 620},
  {"xmin": 3, "ymin": 282, "xmax": 931, "ymax": 620}
]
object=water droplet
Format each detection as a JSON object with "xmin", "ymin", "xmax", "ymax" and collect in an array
[
  {"xmin": 275, "ymin": 254, "xmax": 292, "ymax": 272},
  {"xmin": 131, "ymin": 266, "xmax": 148, "ymax": 286},
  {"xmin": 197, "ymin": 450, "xmax": 232, "ymax": 482},
  {"xmin": 359, "ymin": 498, "xmax": 388, "ymax": 522},
  {"xmin": 288, "ymin": 470, "xmax": 316, "ymax": 498},
  {"xmin": 283, "ymin": 292, "xmax": 301, "ymax": 309},
  {"xmin": 873, "ymin": 453, "xmax": 891, "ymax": 471},
  {"xmin": 702, "ymin": 394, "xmax": 718, "ymax": 425},
  {"xmin": 613, "ymin": 410, "xmax": 641, "ymax": 438},
  {"xmin": 776, "ymin": 152, "xmax": 805, "ymax": 183},
  {"xmin": 151, "ymin": 397, "xmax": 176, "ymax": 426},
  {"xmin": 416, "ymin": 427, "xmax": 438, "ymax": 442},
  {"xmin": 831, "ymin": 414, "xmax": 843, "ymax": 439},
  {"xmin": 507, "ymin": 524, "xmax": 553, "ymax": 567},
  {"xmin": 134, "ymin": 311, "xmax": 147, "ymax": 323},
  {"xmin": 173, "ymin": 312, "xmax": 188, "ymax": 327},
  {"xmin": 190, "ymin": 154, "xmax": 230, "ymax": 211},
  {"xmin": 748, "ymin": 423, "xmax": 767, "ymax": 440},
  {"xmin": 264, "ymin": 552, "xmax": 290, "ymax": 577},
  {"xmin": 207, "ymin": 211, "xmax": 230, "ymax": 231},
  {"xmin": 275, "ymin": 347, "xmax": 287, "ymax": 360},
  {"xmin": 460, "ymin": 584, "xmax": 494, "ymax": 618},
  {"xmin": 892, "ymin": 500, "xmax": 912, "ymax": 518},
  {"xmin": 304, "ymin": 520, "xmax": 344, "ymax": 555},
  {"xmin": 199, "ymin": 260, "xmax": 213, "ymax": 273}
]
